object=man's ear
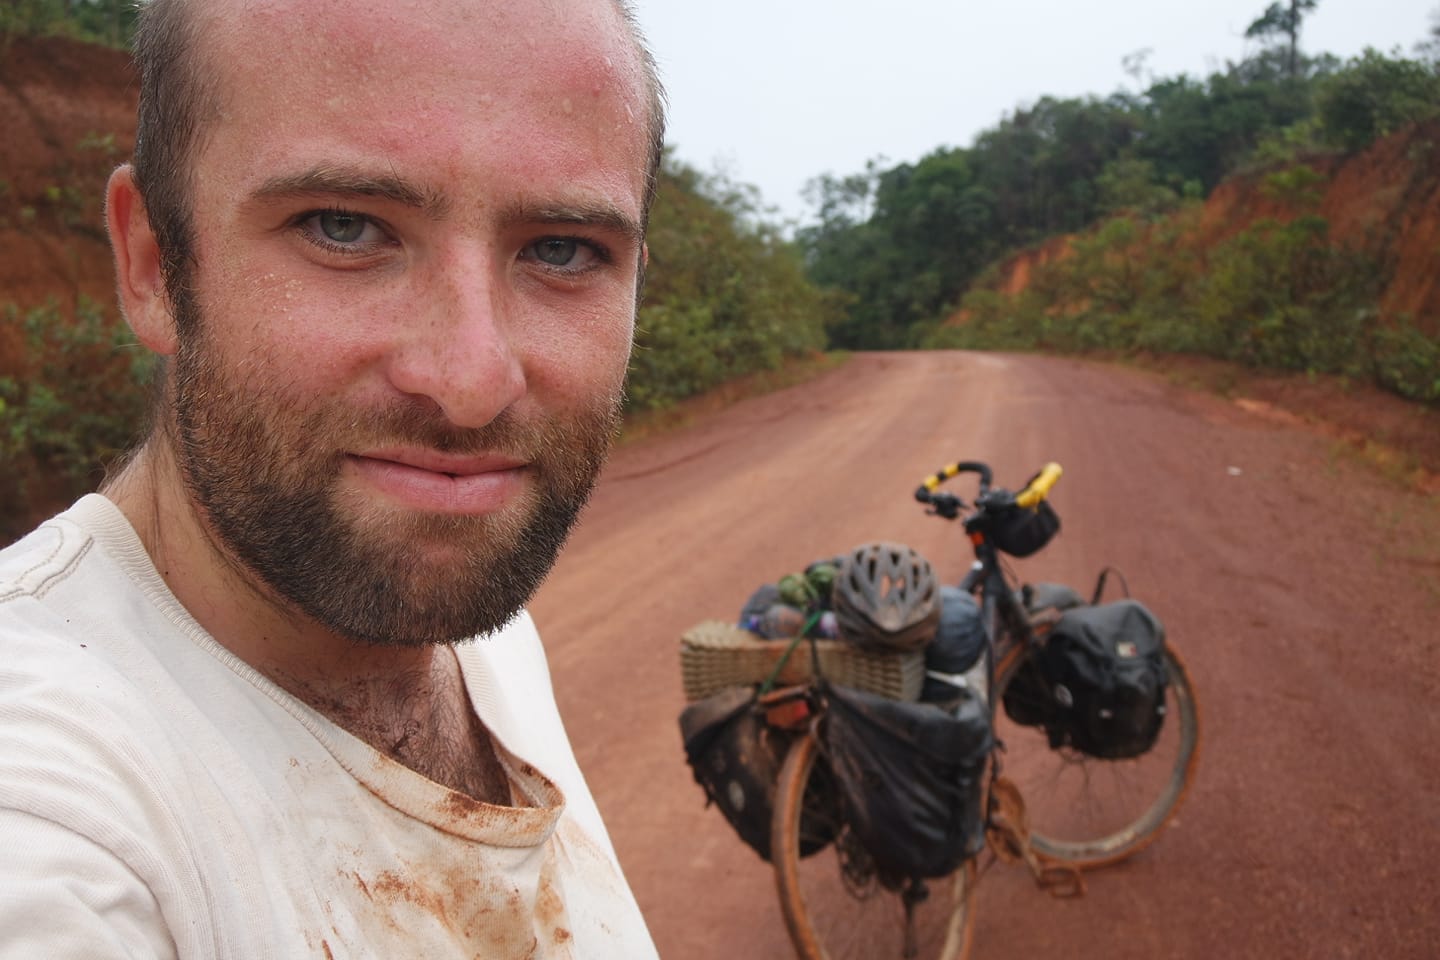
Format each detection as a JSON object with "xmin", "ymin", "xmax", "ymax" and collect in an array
[{"xmin": 107, "ymin": 165, "xmax": 178, "ymax": 356}]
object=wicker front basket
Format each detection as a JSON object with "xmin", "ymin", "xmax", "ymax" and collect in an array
[{"xmin": 679, "ymin": 620, "xmax": 924, "ymax": 702}]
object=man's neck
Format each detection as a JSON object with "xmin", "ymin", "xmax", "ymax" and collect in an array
[{"xmin": 102, "ymin": 443, "xmax": 513, "ymax": 805}]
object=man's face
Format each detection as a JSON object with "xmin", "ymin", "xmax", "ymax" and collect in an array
[{"xmin": 164, "ymin": 0, "xmax": 651, "ymax": 645}]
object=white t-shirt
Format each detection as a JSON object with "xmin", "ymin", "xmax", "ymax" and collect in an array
[{"xmin": 0, "ymin": 495, "xmax": 656, "ymax": 959}]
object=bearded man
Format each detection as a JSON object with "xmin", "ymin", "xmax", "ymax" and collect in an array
[{"xmin": 0, "ymin": 0, "xmax": 664, "ymax": 955}]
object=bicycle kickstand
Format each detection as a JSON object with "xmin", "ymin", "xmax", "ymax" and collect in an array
[{"xmin": 986, "ymin": 776, "xmax": 1087, "ymax": 899}]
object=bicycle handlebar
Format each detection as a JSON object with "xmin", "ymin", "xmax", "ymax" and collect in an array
[
  {"xmin": 1015, "ymin": 462, "xmax": 1063, "ymax": 508},
  {"xmin": 914, "ymin": 459, "xmax": 1063, "ymax": 510},
  {"xmin": 914, "ymin": 461, "xmax": 993, "ymax": 503}
]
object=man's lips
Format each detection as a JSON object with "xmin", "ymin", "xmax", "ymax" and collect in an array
[{"xmin": 345, "ymin": 448, "xmax": 528, "ymax": 515}]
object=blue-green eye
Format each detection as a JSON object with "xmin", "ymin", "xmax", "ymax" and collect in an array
[
  {"xmin": 298, "ymin": 209, "xmax": 388, "ymax": 251},
  {"xmin": 522, "ymin": 237, "xmax": 608, "ymax": 274},
  {"xmin": 319, "ymin": 211, "xmax": 367, "ymax": 243},
  {"xmin": 532, "ymin": 238, "xmax": 579, "ymax": 266}
]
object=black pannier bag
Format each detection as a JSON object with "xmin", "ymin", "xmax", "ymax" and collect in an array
[
  {"xmin": 1000, "ymin": 656, "xmax": 1056, "ymax": 729},
  {"xmin": 820, "ymin": 683, "xmax": 992, "ymax": 879},
  {"xmin": 1001, "ymin": 582, "xmax": 1086, "ymax": 727},
  {"xmin": 679, "ymin": 687, "xmax": 833, "ymax": 861},
  {"xmin": 1037, "ymin": 599, "xmax": 1169, "ymax": 759}
]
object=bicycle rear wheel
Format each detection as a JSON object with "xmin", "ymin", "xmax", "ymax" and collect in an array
[
  {"xmin": 771, "ymin": 733, "xmax": 976, "ymax": 960},
  {"xmin": 992, "ymin": 643, "xmax": 1201, "ymax": 868}
]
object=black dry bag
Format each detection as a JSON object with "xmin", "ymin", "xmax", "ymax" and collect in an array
[{"xmin": 820, "ymin": 683, "xmax": 992, "ymax": 879}]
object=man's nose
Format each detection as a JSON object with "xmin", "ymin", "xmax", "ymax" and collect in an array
[{"xmin": 385, "ymin": 249, "xmax": 526, "ymax": 429}]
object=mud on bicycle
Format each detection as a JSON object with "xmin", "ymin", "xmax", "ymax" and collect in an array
[{"xmin": 679, "ymin": 460, "xmax": 1202, "ymax": 960}]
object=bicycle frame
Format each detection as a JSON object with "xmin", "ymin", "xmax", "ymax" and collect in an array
[{"xmin": 957, "ymin": 539, "xmax": 1034, "ymax": 698}]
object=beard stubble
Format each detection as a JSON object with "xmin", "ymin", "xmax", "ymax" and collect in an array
[{"xmin": 165, "ymin": 299, "xmax": 621, "ymax": 648}]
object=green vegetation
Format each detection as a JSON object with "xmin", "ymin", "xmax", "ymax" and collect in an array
[
  {"xmin": 802, "ymin": 31, "xmax": 1440, "ymax": 398},
  {"xmin": 1316, "ymin": 49, "xmax": 1440, "ymax": 150},
  {"xmin": 0, "ymin": 298, "xmax": 153, "ymax": 541},
  {"xmin": 927, "ymin": 202, "xmax": 1440, "ymax": 405},
  {"xmin": 628, "ymin": 155, "xmax": 840, "ymax": 411},
  {"xmin": 0, "ymin": 0, "xmax": 136, "ymax": 47},
  {"xmin": 1, "ymin": 0, "xmax": 135, "ymax": 47}
]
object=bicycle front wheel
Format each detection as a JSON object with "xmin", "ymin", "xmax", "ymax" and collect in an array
[
  {"xmin": 992, "ymin": 642, "xmax": 1201, "ymax": 868},
  {"xmin": 771, "ymin": 733, "xmax": 976, "ymax": 960}
]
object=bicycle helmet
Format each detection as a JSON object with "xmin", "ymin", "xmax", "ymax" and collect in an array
[{"xmin": 832, "ymin": 541, "xmax": 941, "ymax": 652}]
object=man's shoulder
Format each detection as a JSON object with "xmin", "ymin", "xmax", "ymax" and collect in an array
[
  {"xmin": 0, "ymin": 496, "xmax": 145, "ymax": 659},
  {"xmin": 0, "ymin": 496, "xmax": 179, "ymax": 786},
  {"xmin": 0, "ymin": 498, "xmax": 101, "ymax": 602}
]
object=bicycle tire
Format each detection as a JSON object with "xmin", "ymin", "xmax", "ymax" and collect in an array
[
  {"xmin": 771, "ymin": 732, "xmax": 976, "ymax": 960},
  {"xmin": 992, "ymin": 642, "xmax": 1201, "ymax": 868}
]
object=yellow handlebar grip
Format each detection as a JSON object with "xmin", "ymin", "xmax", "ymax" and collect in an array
[
  {"xmin": 1015, "ymin": 462, "xmax": 1063, "ymax": 509},
  {"xmin": 921, "ymin": 462, "xmax": 962, "ymax": 493}
]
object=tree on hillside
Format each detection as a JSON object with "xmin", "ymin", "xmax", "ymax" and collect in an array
[
  {"xmin": 1416, "ymin": 5, "xmax": 1440, "ymax": 64},
  {"xmin": 1316, "ymin": 49, "xmax": 1440, "ymax": 150},
  {"xmin": 1246, "ymin": 0, "xmax": 1320, "ymax": 78}
]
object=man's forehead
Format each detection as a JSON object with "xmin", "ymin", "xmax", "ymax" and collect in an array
[
  {"xmin": 193, "ymin": 0, "xmax": 650, "ymax": 151},
  {"xmin": 196, "ymin": 0, "xmax": 643, "ymax": 95},
  {"xmin": 176, "ymin": 0, "xmax": 652, "ymax": 229}
]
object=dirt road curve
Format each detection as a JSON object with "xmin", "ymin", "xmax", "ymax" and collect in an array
[{"xmin": 529, "ymin": 351, "xmax": 1440, "ymax": 959}]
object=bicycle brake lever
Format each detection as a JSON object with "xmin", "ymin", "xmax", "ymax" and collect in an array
[{"xmin": 929, "ymin": 493, "xmax": 962, "ymax": 520}]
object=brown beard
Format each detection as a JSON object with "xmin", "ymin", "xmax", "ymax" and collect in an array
[{"xmin": 166, "ymin": 294, "xmax": 621, "ymax": 647}]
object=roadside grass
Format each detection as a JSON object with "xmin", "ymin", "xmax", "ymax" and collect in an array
[{"xmin": 1328, "ymin": 437, "xmax": 1427, "ymax": 491}]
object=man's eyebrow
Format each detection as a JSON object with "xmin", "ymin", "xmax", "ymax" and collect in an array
[
  {"xmin": 249, "ymin": 166, "xmax": 448, "ymax": 217},
  {"xmin": 506, "ymin": 201, "xmax": 645, "ymax": 248}
]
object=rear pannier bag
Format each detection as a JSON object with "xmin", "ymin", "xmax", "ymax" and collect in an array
[
  {"xmin": 820, "ymin": 683, "xmax": 992, "ymax": 879},
  {"xmin": 1000, "ymin": 655, "xmax": 1056, "ymax": 729},
  {"xmin": 1037, "ymin": 599, "xmax": 1169, "ymax": 759},
  {"xmin": 1001, "ymin": 582, "xmax": 1086, "ymax": 727},
  {"xmin": 679, "ymin": 687, "xmax": 832, "ymax": 861}
]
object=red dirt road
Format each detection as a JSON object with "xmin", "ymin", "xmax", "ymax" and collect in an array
[{"xmin": 529, "ymin": 351, "xmax": 1440, "ymax": 959}]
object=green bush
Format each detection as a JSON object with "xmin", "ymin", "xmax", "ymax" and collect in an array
[
  {"xmin": 1369, "ymin": 322, "xmax": 1440, "ymax": 403},
  {"xmin": 0, "ymin": 298, "xmax": 152, "ymax": 541},
  {"xmin": 1190, "ymin": 216, "xmax": 1383, "ymax": 374},
  {"xmin": 627, "ymin": 155, "xmax": 837, "ymax": 411}
]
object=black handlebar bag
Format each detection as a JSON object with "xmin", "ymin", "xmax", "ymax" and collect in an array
[
  {"xmin": 985, "ymin": 499, "xmax": 1060, "ymax": 557},
  {"xmin": 819, "ymin": 682, "xmax": 993, "ymax": 879}
]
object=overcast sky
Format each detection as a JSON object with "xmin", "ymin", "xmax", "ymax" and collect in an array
[{"xmin": 629, "ymin": 0, "xmax": 1438, "ymax": 224}]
